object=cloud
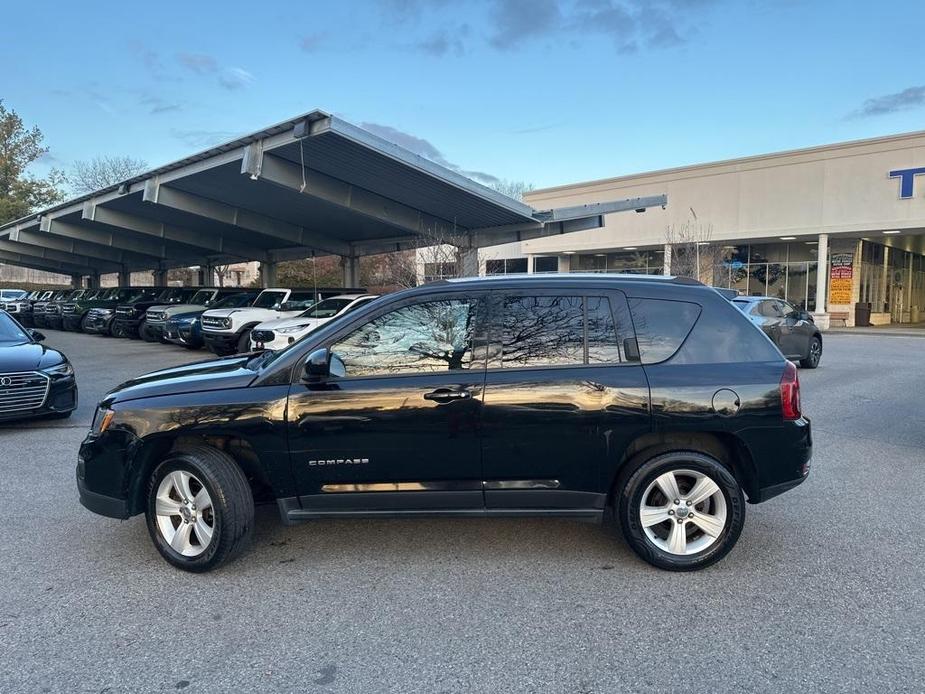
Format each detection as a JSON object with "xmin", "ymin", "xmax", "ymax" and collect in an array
[
  {"xmin": 177, "ymin": 52, "xmax": 219, "ymax": 74},
  {"xmin": 171, "ymin": 128, "xmax": 242, "ymax": 149},
  {"xmin": 139, "ymin": 95, "xmax": 182, "ymax": 115},
  {"xmin": 360, "ymin": 121, "xmax": 501, "ymax": 185},
  {"xmin": 300, "ymin": 32, "xmax": 327, "ymax": 52},
  {"xmin": 489, "ymin": 0, "xmax": 562, "ymax": 49},
  {"xmin": 416, "ymin": 31, "xmax": 466, "ymax": 57},
  {"xmin": 851, "ymin": 86, "xmax": 925, "ymax": 118},
  {"xmin": 218, "ymin": 67, "xmax": 256, "ymax": 90}
]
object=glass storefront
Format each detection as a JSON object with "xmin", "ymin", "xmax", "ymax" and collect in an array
[
  {"xmin": 711, "ymin": 243, "xmax": 819, "ymax": 311},
  {"xmin": 572, "ymin": 250, "xmax": 664, "ymax": 274}
]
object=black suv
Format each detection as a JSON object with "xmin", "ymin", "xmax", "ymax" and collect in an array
[
  {"xmin": 112, "ymin": 287, "xmax": 197, "ymax": 339},
  {"xmin": 77, "ymin": 275, "xmax": 811, "ymax": 573}
]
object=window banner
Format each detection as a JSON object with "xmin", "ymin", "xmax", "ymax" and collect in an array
[{"xmin": 829, "ymin": 252, "xmax": 854, "ymax": 305}]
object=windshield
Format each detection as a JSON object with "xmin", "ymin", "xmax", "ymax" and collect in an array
[
  {"xmin": 124, "ymin": 289, "xmax": 157, "ymax": 303},
  {"xmin": 0, "ymin": 313, "xmax": 30, "ymax": 344},
  {"xmin": 214, "ymin": 293, "xmax": 257, "ymax": 309},
  {"xmin": 188, "ymin": 290, "xmax": 214, "ymax": 305},
  {"xmin": 299, "ymin": 298, "xmax": 353, "ymax": 319},
  {"xmin": 253, "ymin": 291, "xmax": 287, "ymax": 309}
]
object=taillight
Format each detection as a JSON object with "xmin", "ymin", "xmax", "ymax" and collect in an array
[{"xmin": 780, "ymin": 361, "xmax": 801, "ymax": 421}]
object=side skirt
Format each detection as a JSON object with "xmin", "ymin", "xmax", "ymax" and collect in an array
[{"xmin": 277, "ymin": 497, "xmax": 603, "ymax": 525}]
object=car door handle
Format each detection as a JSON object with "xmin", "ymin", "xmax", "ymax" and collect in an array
[{"xmin": 423, "ymin": 388, "xmax": 471, "ymax": 402}]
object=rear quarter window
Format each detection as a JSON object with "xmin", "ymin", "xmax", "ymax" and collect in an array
[{"xmin": 628, "ymin": 298, "xmax": 701, "ymax": 364}]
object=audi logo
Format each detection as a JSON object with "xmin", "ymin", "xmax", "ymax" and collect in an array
[{"xmin": 0, "ymin": 377, "xmax": 11, "ymax": 387}]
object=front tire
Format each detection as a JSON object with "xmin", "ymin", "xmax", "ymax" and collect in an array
[
  {"xmin": 145, "ymin": 446, "xmax": 254, "ymax": 572},
  {"xmin": 236, "ymin": 330, "xmax": 253, "ymax": 354},
  {"xmin": 618, "ymin": 451, "xmax": 745, "ymax": 571},
  {"xmin": 800, "ymin": 336, "xmax": 822, "ymax": 369},
  {"xmin": 140, "ymin": 321, "xmax": 157, "ymax": 342}
]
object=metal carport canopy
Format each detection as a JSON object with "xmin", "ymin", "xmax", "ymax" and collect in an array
[{"xmin": 0, "ymin": 109, "xmax": 667, "ymax": 279}]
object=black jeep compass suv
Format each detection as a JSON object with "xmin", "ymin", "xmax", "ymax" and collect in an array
[{"xmin": 77, "ymin": 275, "xmax": 811, "ymax": 572}]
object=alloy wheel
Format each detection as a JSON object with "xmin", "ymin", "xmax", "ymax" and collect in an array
[
  {"xmin": 639, "ymin": 468, "xmax": 728, "ymax": 556},
  {"xmin": 154, "ymin": 471, "xmax": 215, "ymax": 557}
]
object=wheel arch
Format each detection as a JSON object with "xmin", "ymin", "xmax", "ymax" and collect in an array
[
  {"xmin": 126, "ymin": 433, "xmax": 276, "ymax": 516},
  {"xmin": 607, "ymin": 430, "xmax": 759, "ymax": 506}
]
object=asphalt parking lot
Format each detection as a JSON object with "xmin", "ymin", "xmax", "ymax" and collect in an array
[{"xmin": 1, "ymin": 330, "xmax": 923, "ymax": 693}]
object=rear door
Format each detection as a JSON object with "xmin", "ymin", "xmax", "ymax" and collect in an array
[{"xmin": 479, "ymin": 290, "xmax": 650, "ymax": 511}]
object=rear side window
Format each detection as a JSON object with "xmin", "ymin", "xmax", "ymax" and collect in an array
[
  {"xmin": 499, "ymin": 295, "xmax": 622, "ymax": 368},
  {"xmin": 628, "ymin": 298, "xmax": 701, "ymax": 364}
]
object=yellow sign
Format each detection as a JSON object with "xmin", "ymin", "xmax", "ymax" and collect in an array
[{"xmin": 829, "ymin": 253, "xmax": 854, "ymax": 305}]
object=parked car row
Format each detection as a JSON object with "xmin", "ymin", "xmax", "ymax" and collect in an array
[{"xmin": 2, "ymin": 285, "xmax": 376, "ymax": 357}]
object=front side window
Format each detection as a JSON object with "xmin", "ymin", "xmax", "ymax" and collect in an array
[
  {"xmin": 253, "ymin": 291, "xmax": 287, "ymax": 309},
  {"xmin": 188, "ymin": 290, "xmax": 214, "ymax": 305},
  {"xmin": 332, "ymin": 299, "xmax": 480, "ymax": 377},
  {"xmin": 215, "ymin": 293, "xmax": 257, "ymax": 309}
]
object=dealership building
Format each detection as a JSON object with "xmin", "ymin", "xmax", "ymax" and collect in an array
[{"xmin": 478, "ymin": 130, "xmax": 925, "ymax": 329}]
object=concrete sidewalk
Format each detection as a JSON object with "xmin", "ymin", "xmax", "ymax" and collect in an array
[{"xmin": 827, "ymin": 322, "xmax": 925, "ymax": 337}]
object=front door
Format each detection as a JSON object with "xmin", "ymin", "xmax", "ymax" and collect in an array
[
  {"xmin": 479, "ymin": 291, "xmax": 651, "ymax": 511},
  {"xmin": 287, "ymin": 294, "xmax": 488, "ymax": 511}
]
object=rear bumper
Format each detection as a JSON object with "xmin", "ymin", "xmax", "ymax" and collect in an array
[{"xmin": 748, "ymin": 416, "xmax": 813, "ymax": 503}]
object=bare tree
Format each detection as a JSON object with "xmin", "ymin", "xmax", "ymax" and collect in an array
[
  {"xmin": 487, "ymin": 179, "xmax": 535, "ymax": 201},
  {"xmin": 69, "ymin": 156, "xmax": 148, "ymax": 194},
  {"xmin": 665, "ymin": 221, "xmax": 725, "ymax": 284}
]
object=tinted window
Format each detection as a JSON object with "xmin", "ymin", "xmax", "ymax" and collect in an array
[
  {"xmin": 757, "ymin": 300, "xmax": 783, "ymax": 318},
  {"xmin": 670, "ymin": 297, "xmax": 781, "ymax": 364},
  {"xmin": 586, "ymin": 296, "xmax": 621, "ymax": 364},
  {"xmin": 253, "ymin": 291, "xmax": 287, "ymax": 309},
  {"xmin": 215, "ymin": 293, "xmax": 257, "ymax": 309},
  {"xmin": 628, "ymin": 298, "xmax": 701, "ymax": 364},
  {"xmin": 300, "ymin": 298, "xmax": 352, "ymax": 318},
  {"xmin": 0, "ymin": 313, "xmax": 29, "ymax": 343},
  {"xmin": 188, "ymin": 290, "xmax": 215, "ymax": 305},
  {"xmin": 502, "ymin": 296, "xmax": 584, "ymax": 368},
  {"xmin": 332, "ymin": 299, "xmax": 479, "ymax": 377}
]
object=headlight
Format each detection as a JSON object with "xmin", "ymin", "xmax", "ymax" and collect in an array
[
  {"xmin": 91, "ymin": 406, "xmax": 115, "ymax": 435},
  {"xmin": 43, "ymin": 362, "xmax": 74, "ymax": 377},
  {"xmin": 99, "ymin": 308, "xmax": 114, "ymax": 315},
  {"xmin": 276, "ymin": 324, "xmax": 311, "ymax": 334}
]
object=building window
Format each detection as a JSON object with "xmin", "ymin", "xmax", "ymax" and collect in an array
[
  {"xmin": 534, "ymin": 257, "xmax": 559, "ymax": 273},
  {"xmin": 422, "ymin": 262, "xmax": 457, "ymax": 283},
  {"xmin": 485, "ymin": 258, "xmax": 529, "ymax": 275}
]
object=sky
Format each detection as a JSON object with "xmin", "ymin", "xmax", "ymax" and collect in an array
[{"xmin": 3, "ymin": 0, "xmax": 925, "ymax": 192}]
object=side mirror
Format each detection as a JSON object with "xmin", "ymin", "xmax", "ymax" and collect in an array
[
  {"xmin": 303, "ymin": 348, "xmax": 333, "ymax": 383},
  {"xmin": 30, "ymin": 329, "xmax": 46, "ymax": 342}
]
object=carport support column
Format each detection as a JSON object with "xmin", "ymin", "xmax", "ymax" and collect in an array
[
  {"xmin": 458, "ymin": 247, "xmax": 479, "ymax": 277},
  {"xmin": 152, "ymin": 269, "xmax": 168, "ymax": 286},
  {"xmin": 70, "ymin": 274, "xmax": 82, "ymax": 289},
  {"xmin": 86, "ymin": 273, "xmax": 100, "ymax": 289},
  {"xmin": 812, "ymin": 233, "xmax": 830, "ymax": 330},
  {"xmin": 198, "ymin": 263, "xmax": 214, "ymax": 286},
  {"xmin": 118, "ymin": 269, "xmax": 131, "ymax": 287},
  {"xmin": 341, "ymin": 255, "xmax": 360, "ymax": 288},
  {"xmin": 260, "ymin": 261, "xmax": 278, "ymax": 288}
]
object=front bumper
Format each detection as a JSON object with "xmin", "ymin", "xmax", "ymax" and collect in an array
[
  {"xmin": 145, "ymin": 322, "xmax": 166, "ymax": 340},
  {"xmin": 112, "ymin": 317, "xmax": 142, "ymax": 336},
  {"xmin": 0, "ymin": 375, "xmax": 77, "ymax": 421},
  {"xmin": 83, "ymin": 313, "xmax": 115, "ymax": 334},
  {"xmin": 165, "ymin": 321, "xmax": 202, "ymax": 347},
  {"xmin": 45, "ymin": 314, "xmax": 63, "ymax": 329},
  {"xmin": 62, "ymin": 314, "xmax": 84, "ymax": 331},
  {"xmin": 203, "ymin": 331, "xmax": 240, "ymax": 353},
  {"xmin": 77, "ymin": 429, "xmax": 140, "ymax": 519}
]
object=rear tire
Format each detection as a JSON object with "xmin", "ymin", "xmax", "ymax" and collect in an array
[
  {"xmin": 800, "ymin": 336, "xmax": 822, "ymax": 369},
  {"xmin": 79, "ymin": 314, "xmax": 92, "ymax": 332},
  {"xmin": 145, "ymin": 446, "xmax": 254, "ymax": 573},
  {"xmin": 617, "ymin": 450, "xmax": 745, "ymax": 571}
]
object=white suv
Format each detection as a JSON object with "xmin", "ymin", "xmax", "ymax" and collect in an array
[
  {"xmin": 249, "ymin": 294, "xmax": 379, "ymax": 351},
  {"xmin": 200, "ymin": 288, "xmax": 322, "ymax": 355}
]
